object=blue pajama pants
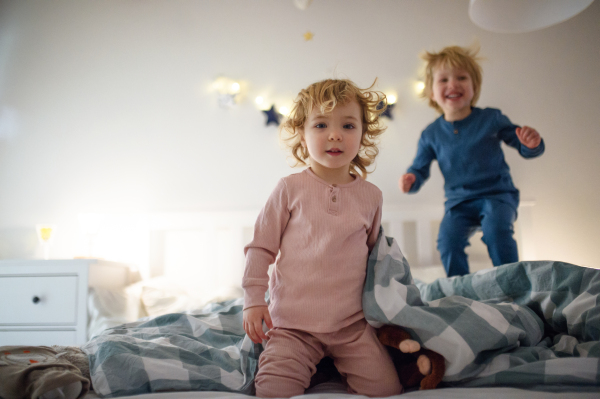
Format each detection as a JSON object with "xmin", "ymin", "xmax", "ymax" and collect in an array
[{"xmin": 437, "ymin": 198, "xmax": 518, "ymax": 277}]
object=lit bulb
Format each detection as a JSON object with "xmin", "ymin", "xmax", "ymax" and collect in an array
[
  {"xmin": 212, "ymin": 78, "xmax": 225, "ymax": 92},
  {"xmin": 415, "ymin": 81, "xmax": 425, "ymax": 95},
  {"xmin": 231, "ymin": 82, "xmax": 240, "ymax": 94},
  {"xmin": 279, "ymin": 106, "xmax": 290, "ymax": 116},
  {"xmin": 255, "ymin": 96, "xmax": 264, "ymax": 105},
  {"xmin": 387, "ymin": 94, "xmax": 397, "ymax": 104}
]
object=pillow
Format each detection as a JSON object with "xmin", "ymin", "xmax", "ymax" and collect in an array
[
  {"xmin": 136, "ymin": 276, "xmax": 244, "ymax": 318},
  {"xmin": 139, "ymin": 277, "xmax": 198, "ymax": 318},
  {"xmin": 87, "ymin": 284, "xmax": 144, "ymax": 340},
  {"xmin": 88, "ymin": 276, "xmax": 245, "ymax": 336}
]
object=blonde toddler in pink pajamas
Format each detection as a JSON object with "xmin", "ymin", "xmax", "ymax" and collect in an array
[{"xmin": 242, "ymin": 79, "xmax": 402, "ymax": 398}]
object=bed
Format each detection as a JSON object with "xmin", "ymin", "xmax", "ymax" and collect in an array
[{"xmin": 1, "ymin": 203, "xmax": 599, "ymax": 399}]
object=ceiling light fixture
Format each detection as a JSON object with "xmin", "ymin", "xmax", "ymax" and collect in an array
[{"xmin": 468, "ymin": 0, "xmax": 595, "ymax": 33}]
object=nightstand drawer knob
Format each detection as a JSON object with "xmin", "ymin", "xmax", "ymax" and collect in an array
[{"xmin": 32, "ymin": 296, "xmax": 40, "ymax": 304}]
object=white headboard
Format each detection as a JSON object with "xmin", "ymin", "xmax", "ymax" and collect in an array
[
  {"xmin": 146, "ymin": 210, "xmax": 258, "ymax": 290},
  {"xmin": 81, "ymin": 202, "xmax": 534, "ymax": 286},
  {"xmin": 381, "ymin": 202, "xmax": 535, "ymax": 281}
]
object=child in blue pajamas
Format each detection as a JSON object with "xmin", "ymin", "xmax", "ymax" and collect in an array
[{"xmin": 401, "ymin": 45, "xmax": 545, "ymax": 277}]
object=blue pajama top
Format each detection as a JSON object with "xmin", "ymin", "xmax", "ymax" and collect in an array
[{"xmin": 407, "ymin": 107, "xmax": 545, "ymax": 212}]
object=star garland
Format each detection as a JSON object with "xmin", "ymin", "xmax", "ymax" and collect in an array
[
  {"xmin": 262, "ymin": 105, "xmax": 282, "ymax": 126},
  {"xmin": 376, "ymin": 101, "xmax": 395, "ymax": 120}
]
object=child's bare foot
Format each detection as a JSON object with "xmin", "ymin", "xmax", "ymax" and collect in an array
[
  {"xmin": 399, "ymin": 339, "xmax": 420, "ymax": 353},
  {"xmin": 417, "ymin": 354, "xmax": 432, "ymax": 375}
]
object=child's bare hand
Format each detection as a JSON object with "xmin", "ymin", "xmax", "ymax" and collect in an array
[
  {"xmin": 399, "ymin": 173, "xmax": 416, "ymax": 193},
  {"xmin": 243, "ymin": 306, "xmax": 273, "ymax": 344},
  {"xmin": 516, "ymin": 126, "xmax": 542, "ymax": 149}
]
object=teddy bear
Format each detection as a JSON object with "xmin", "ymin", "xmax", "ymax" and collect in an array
[{"xmin": 376, "ymin": 324, "xmax": 446, "ymax": 390}]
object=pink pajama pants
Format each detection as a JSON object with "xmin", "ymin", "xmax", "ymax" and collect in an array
[{"xmin": 254, "ymin": 318, "xmax": 402, "ymax": 398}]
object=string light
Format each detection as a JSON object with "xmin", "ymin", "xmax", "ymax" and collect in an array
[
  {"xmin": 414, "ymin": 81, "xmax": 425, "ymax": 96},
  {"xmin": 213, "ymin": 78, "xmax": 399, "ymax": 125},
  {"xmin": 278, "ymin": 106, "xmax": 290, "ymax": 116},
  {"xmin": 211, "ymin": 76, "xmax": 244, "ymax": 108}
]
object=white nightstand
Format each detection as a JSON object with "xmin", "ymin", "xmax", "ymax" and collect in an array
[{"xmin": 0, "ymin": 259, "xmax": 131, "ymax": 346}]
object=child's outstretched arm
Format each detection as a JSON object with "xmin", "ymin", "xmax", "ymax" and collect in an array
[
  {"xmin": 496, "ymin": 110, "xmax": 544, "ymax": 158},
  {"xmin": 399, "ymin": 173, "xmax": 417, "ymax": 193},
  {"xmin": 402, "ymin": 132, "xmax": 436, "ymax": 194},
  {"xmin": 516, "ymin": 126, "xmax": 542, "ymax": 149},
  {"xmin": 243, "ymin": 306, "xmax": 273, "ymax": 344}
]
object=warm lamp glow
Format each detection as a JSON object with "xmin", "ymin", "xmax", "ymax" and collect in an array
[
  {"xmin": 76, "ymin": 213, "xmax": 150, "ymax": 272},
  {"xmin": 279, "ymin": 106, "xmax": 290, "ymax": 116},
  {"xmin": 211, "ymin": 77, "xmax": 227, "ymax": 92},
  {"xmin": 255, "ymin": 96, "xmax": 271, "ymax": 111},
  {"xmin": 78, "ymin": 213, "xmax": 105, "ymax": 236},
  {"xmin": 387, "ymin": 94, "xmax": 397, "ymax": 105},
  {"xmin": 79, "ymin": 213, "xmax": 105, "ymax": 258},
  {"xmin": 211, "ymin": 76, "xmax": 244, "ymax": 108},
  {"xmin": 414, "ymin": 81, "xmax": 425, "ymax": 95}
]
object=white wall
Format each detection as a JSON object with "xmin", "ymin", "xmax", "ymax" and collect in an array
[{"xmin": 0, "ymin": 0, "xmax": 599, "ymax": 268}]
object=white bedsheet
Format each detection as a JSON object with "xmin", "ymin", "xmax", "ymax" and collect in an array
[{"xmin": 83, "ymin": 383, "xmax": 600, "ymax": 399}]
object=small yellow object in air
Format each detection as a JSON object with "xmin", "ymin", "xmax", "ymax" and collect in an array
[{"xmin": 303, "ymin": 31, "xmax": 314, "ymax": 41}]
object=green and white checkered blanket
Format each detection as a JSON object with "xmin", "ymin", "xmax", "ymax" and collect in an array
[
  {"xmin": 82, "ymin": 298, "xmax": 260, "ymax": 397},
  {"xmin": 83, "ymin": 228, "xmax": 600, "ymax": 397},
  {"xmin": 363, "ymin": 229, "xmax": 600, "ymax": 388}
]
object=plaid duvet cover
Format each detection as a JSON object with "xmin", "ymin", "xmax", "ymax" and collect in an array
[
  {"xmin": 82, "ymin": 299, "xmax": 260, "ymax": 397},
  {"xmin": 83, "ymin": 228, "xmax": 600, "ymax": 397},
  {"xmin": 363, "ymin": 228, "xmax": 600, "ymax": 388}
]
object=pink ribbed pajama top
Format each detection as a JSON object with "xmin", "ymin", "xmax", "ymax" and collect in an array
[{"xmin": 242, "ymin": 168, "xmax": 382, "ymax": 333}]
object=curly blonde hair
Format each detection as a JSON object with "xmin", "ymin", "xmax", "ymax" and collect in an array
[
  {"xmin": 280, "ymin": 79, "xmax": 387, "ymax": 179},
  {"xmin": 420, "ymin": 45, "xmax": 483, "ymax": 114}
]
